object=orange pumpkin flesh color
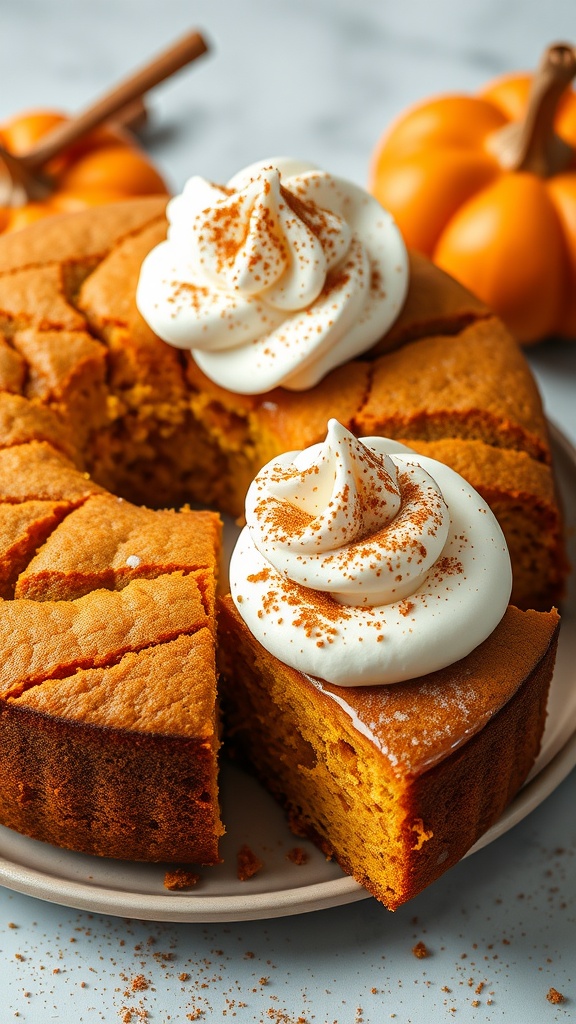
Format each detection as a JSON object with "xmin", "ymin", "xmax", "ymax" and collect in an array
[
  {"xmin": 370, "ymin": 43, "xmax": 576, "ymax": 343},
  {"xmin": 0, "ymin": 108, "xmax": 168, "ymax": 234}
]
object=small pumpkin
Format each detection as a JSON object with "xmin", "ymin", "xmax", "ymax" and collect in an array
[
  {"xmin": 370, "ymin": 43, "xmax": 576, "ymax": 343},
  {"xmin": 0, "ymin": 108, "xmax": 168, "ymax": 234}
]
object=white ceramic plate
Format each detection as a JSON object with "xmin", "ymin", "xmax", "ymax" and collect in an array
[{"xmin": 0, "ymin": 425, "xmax": 574, "ymax": 923}]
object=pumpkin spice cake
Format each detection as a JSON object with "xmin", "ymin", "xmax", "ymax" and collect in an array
[{"xmin": 0, "ymin": 157, "xmax": 566, "ymax": 902}]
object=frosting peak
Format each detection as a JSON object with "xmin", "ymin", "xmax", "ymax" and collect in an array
[
  {"xmin": 136, "ymin": 158, "xmax": 409, "ymax": 394},
  {"xmin": 263, "ymin": 419, "xmax": 402, "ymax": 549},
  {"xmin": 230, "ymin": 424, "xmax": 513, "ymax": 685},
  {"xmin": 248, "ymin": 420, "xmax": 450, "ymax": 607},
  {"xmin": 172, "ymin": 167, "xmax": 352, "ymax": 311}
]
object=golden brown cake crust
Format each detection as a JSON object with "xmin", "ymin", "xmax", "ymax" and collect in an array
[
  {"xmin": 0, "ymin": 197, "xmax": 166, "ymax": 274},
  {"xmin": 356, "ymin": 317, "xmax": 550, "ymax": 463},
  {"xmin": 373, "ymin": 250, "xmax": 490, "ymax": 354},
  {"xmin": 15, "ymin": 494, "xmax": 220, "ymax": 601},
  {"xmin": 0, "ymin": 499, "xmax": 71, "ymax": 599},
  {"xmin": 397, "ymin": 437, "xmax": 566, "ymax": 610}
]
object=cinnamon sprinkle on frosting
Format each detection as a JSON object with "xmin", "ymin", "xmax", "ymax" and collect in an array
[{"xmin": 229, "ymin": 420, "xmax": 512, "ymax": 686}]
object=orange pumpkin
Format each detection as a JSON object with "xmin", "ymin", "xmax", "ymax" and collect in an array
[
  {"xmin": 370, "ymin": 43, "xmax": 576, "ymax": 343},
  {"xmin": 0, "ymin": 108, "xmax": 168, "ymax": 234}
]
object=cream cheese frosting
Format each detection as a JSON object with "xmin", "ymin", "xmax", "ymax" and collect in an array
[
  {"xmin": 229, "ymin": 421, "xmax": 513, "ymax": 686},
  {"xmin": 135, "ymin": 158, "xmax": 408, "ymax": 394}
]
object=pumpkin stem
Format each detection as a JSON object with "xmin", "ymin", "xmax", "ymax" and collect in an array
[
  {"xmin": 0, "ymin": 146, "xmax": 52, "ymax": 208},
  {"xmin": 488, "ymin": 42, "xmax": 576, "ymax": 176}
]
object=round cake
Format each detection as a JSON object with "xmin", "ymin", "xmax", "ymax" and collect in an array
[{"xmin": 0, "ymin": 171, "xmax": 565, "ymax": 904}]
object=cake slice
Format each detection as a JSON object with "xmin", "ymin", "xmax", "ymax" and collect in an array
[
  {"xmin": 220, "ymin": 419, "xmax": 561, "ymax": 909},
  {"xmin": 15, "ymin": 492, "xmax": 221, "ymax": 602},
  {"xmin": 3, "ymin": 631, "xmax": 221, "ymax": 863},
  {"xmin": 399, "ymin": 437, "xmax": 566, "ymax": 611},
  {"xmin": 0, "ymin": 570, "xmax": 223, "ymax": 863},
  {"xmin": 219, "ymin": 599, "xmax": 559, "ymax": 910},
  {"xmin": 0, "ymin": 435, "xmax": 223, "ymax": 863}
]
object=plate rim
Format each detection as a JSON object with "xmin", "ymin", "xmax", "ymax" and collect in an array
[{"xmin": 1, "ymin": 727, "xmax": 575, "ymax": 923}]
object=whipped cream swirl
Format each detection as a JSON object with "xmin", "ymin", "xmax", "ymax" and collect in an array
[
  {"xmin": 136, "ymin": 158, "xmax": 408, "ymax": 394},
  {"xmin": 230, "ymin": 421, "xmax": 512, "ymax": 685}
]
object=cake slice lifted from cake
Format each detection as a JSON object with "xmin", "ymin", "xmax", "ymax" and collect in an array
[{"xmin": 219, "ymin": 421, "xmax": 560, "ymax": 909}]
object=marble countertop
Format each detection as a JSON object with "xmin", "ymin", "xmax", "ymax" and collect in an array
[{"xmin": 1, "ymin": 1, "xmax": 575, "ymax": 1021}]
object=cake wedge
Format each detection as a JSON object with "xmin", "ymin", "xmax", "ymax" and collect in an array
[{"xmin": 220, "ymin": 421, "xmax": 560, "ymax": 909}]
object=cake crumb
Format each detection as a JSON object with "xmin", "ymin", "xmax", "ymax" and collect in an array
[
  {"xmin": 412, "ymin": 941, "xmax": 430, "ymax": 959},
  {"xmin": 411, "ymin": 818, "xmax": 434, "ymax": 850},
  {"xmin": 286, "ymin": 846, "xmax": 309, "ymax": 866},
  {"xmin": 546, "ymin": 988, "xmax": 565, "ymax": 1004},
  {"xmin": 163, "ymin": 868, "xmax": 200, "ymax": 891},
  {"xmin": 237, "ymin": 844, "xmax": 263, "ymax": 881},
  {"xmin": 131, "ymin": 974, "xmax": 149, "ymax": 992}
]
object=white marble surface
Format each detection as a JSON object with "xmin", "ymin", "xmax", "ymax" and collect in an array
[
  {"xmin": 0, "ymin": 0, "xmax": 574, "ymax": 194},
  {"xmin": 1, "ymin": 1, "xmax": 576, "ymax": 1021}
]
